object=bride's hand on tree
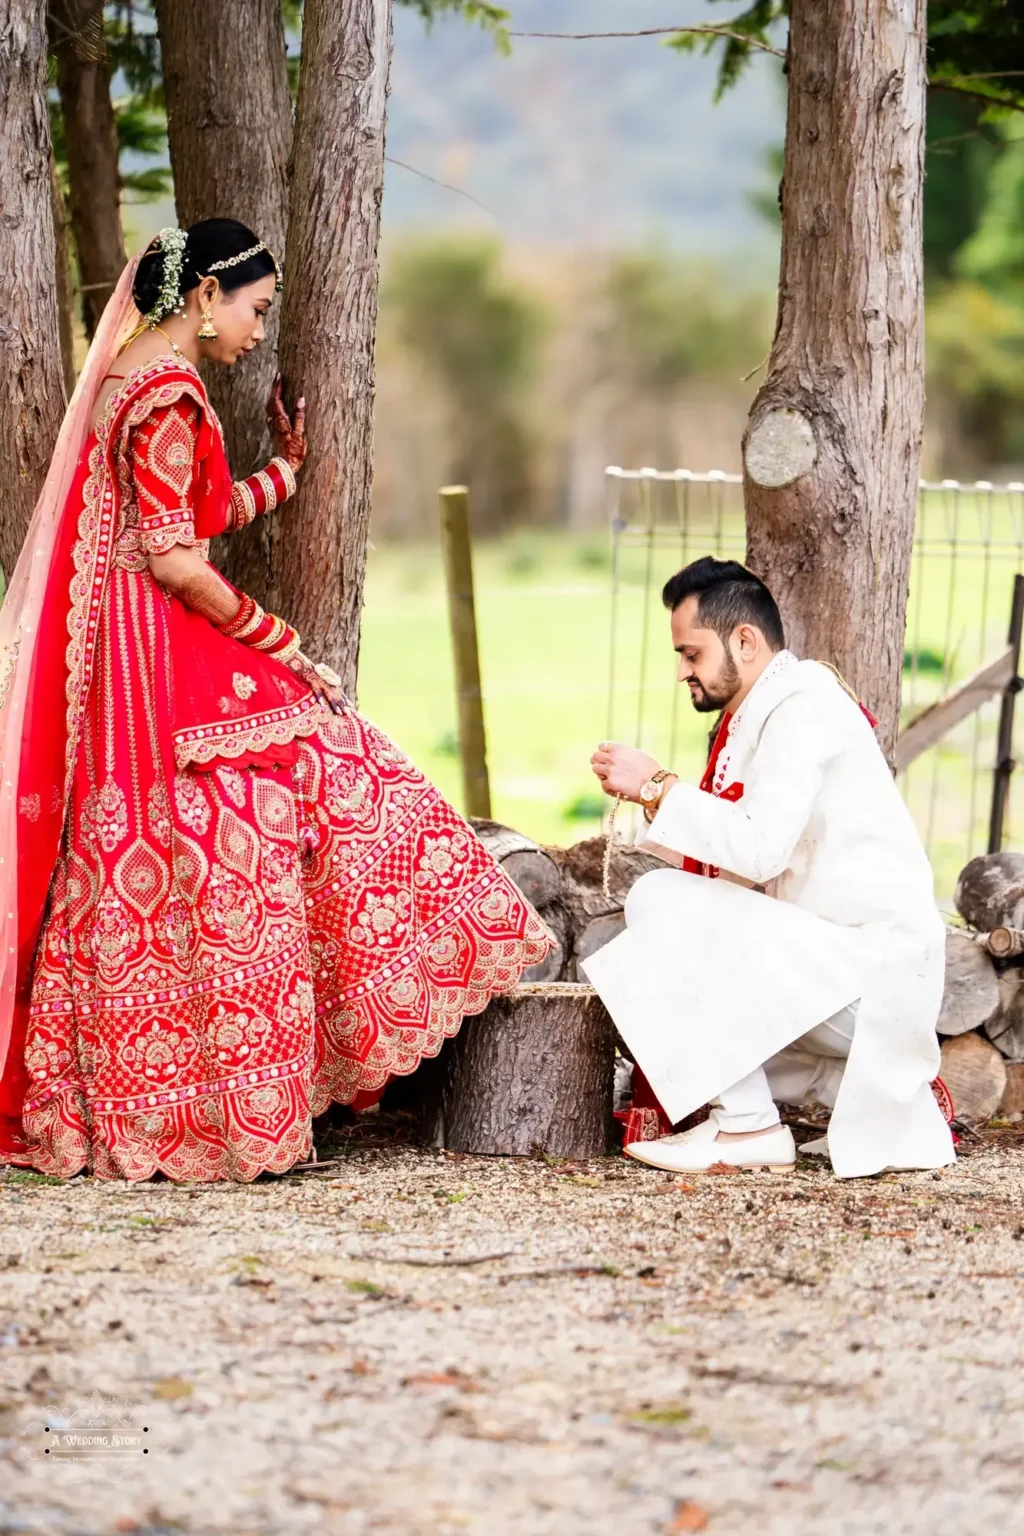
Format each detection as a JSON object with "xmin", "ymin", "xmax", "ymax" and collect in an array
[
  {"xmin": 591, "ymin": 742, "xmax": 661, "ymax": 801},
  {"xmin": 287, "ymin": 651, "xmax": 349, "ymax": 715},
  {"xmin": 267, "ymin": 375, "xmax": 307, "ymax": 470}
]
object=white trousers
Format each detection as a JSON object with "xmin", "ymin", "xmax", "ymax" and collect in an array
[{"xmin": 713, "ymin": 1004, "xmax": 858, "ymax": 1132}]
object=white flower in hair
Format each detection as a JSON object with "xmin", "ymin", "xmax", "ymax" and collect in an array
[{"xmin": 143, "ymin": 227, "xmax": 188, "ymax": 325}]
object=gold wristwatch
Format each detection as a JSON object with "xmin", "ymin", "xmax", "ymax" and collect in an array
[{"xmin": 639, "ymin": 768, "xmax": 675, "ymax": 823}]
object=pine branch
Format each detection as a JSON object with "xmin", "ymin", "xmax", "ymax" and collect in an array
[{"xmin": 506, "ymin": 25, "xmax": 784, "ymax": 61}]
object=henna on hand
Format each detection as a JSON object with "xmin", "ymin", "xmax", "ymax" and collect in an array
[
  {"xmin": 266, "ymin": 374, "xmax": 307, "ymax": 471},
  {"xmin": 148, "ymin": 548, "xmax": 241, "ymax": 625},
  {"xmin": 287, "ymin": 651, "xmax": 347, "ymax": 714}
]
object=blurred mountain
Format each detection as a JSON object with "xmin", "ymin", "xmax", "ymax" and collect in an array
[{"xmin": 383, "ymin": 0, "xmax": 784, "ymax": 267}]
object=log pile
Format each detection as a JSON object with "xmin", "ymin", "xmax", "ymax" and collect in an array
[
  {"xmin": 474, "ymin": 827, "xmax": 1024, "ymax": 1135},
  {"xmin": 936, "ymin": 851, "xmax": 1024, "ymax": 1124},
  {"xmin": 413, "ymin": 825, "xmax": 1024, "ymax": 1151},
  {"xmin": 470, "ymin": 820, "xmax": 662, "ymax": 985}
]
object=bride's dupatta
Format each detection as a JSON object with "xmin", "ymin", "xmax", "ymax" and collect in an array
[{"xmin": 0, "ymin": 261, "xmax": 142, "ymax": 1139}]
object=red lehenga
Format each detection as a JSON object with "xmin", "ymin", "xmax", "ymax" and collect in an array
[{"xmin": 0, "ymin": 355, "xmax": 550, "ymax": 1181}]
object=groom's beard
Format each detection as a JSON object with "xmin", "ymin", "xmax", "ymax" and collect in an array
[{"xmin": 687, "ymin": 647, "xmax": 740, "ymax": 714}]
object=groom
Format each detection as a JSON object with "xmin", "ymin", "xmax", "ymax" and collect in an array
[{"xmin": 584, "ymin": 556, "xmax": 955, "ymax": 1179}]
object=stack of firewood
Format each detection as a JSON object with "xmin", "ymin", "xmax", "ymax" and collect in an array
[
  {"xmin": 470, "ymin": 819, "xmax": 662, "ymax": 983},
  {"xmin": 474, "ymin": 823, "xmax": 1024, "ymax": 1132},
  {"xmin": 938, "ymin": 851, "xmax": 1024, "ymax": 1126}
]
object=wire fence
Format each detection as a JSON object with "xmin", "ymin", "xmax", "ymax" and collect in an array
[{"xmin": 603, "ymin": 466, "xmax": 1024, "ymax": 907}]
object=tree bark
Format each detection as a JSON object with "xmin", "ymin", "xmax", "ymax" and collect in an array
[
  {"xmin": 0, "ymin": 0, "xmax": 66, "ymax": 576},
  {"xmin": 155, "ymin": 0, "xmax": 292, "ymax": 599},
  {"xmin": 742, "ymin": 0, "xmax": 927, "ymax": 757},
  {"xmin": 275, "ymin": 0, "xmax": 393, "ymax": 696},
  {"xmin": 433, "ymin": 984, "xmax": 616, "ymax": 1158},
  {"xmin": 49, "ymin": 154, "xmax": 77, "ymax": 397},
  {"xmin": 48, "ymin": 0, "xmax": 126, "ymax": 339}
]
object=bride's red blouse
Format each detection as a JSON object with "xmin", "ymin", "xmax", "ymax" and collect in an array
[{"xmin": 0, "ymin": 356, "xmax": 550, "ymax": 1180}]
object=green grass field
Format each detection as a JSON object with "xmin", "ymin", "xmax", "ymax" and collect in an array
[{"xmin": 358, "ymin": 521, "xmax": 1024, "ymax": 910}]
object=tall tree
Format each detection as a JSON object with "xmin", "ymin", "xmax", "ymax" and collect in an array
[
  {"xmin": 0, "ymin": 0, "xmax": 66, "ymax": 575},
  {"xmin": 48, "ymin": 0, "xmax": 126, "ymax": 338},
  {"xmin": 275, "ymin": 0, "xmax": 393, "ymax": 695},
  {"xmin": 665, "ymin": 0, "xmax": 1023, "ymax": 749},
  {"xmin": 155, "ymin": 0, "xmax": 293, "ymax": 506},
  {"xmin": 49, "ymin": 153, "xmax": 77, "ymax": 395},
  {"xmin": 737, "ymin": 0, "xmax": 927, "ymax": 755}
]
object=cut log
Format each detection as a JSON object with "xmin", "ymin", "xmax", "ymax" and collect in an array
[
  {"xmin": 573, "ymin": 913, "xmax": 627, "ymax": 980},
  {"xmin": 984, "ymin": 969, "xmax": 1024, "ymax": 1062},
  {"xmin": 937, "ymin": 928, "xmax": 999, "ymax": 1037},
  {"xmin": 998, "ymin": 1061, "xmax": 1024, "ymax": 1119},
  {"xmin": 500, "ymin": 849, "xmax": 562, "ymax": 912},
  {"xmin": 436, "ymin": 983, "xmax": 616, "ymax": 1158},
  {"xmin": 522, "ymin": 903, "xmax": 569, "ymax": 984},
  {"xmin": 939, "ymin": 1033, "xmax": 1008, "ymax": 1126},
  {"xmin": 981, "ymin": 927, "xmax": 1024, "ymax": 960},
  {"xmin": 955, "ymin": 852, "xmax": 1024, "ymax": 933}
]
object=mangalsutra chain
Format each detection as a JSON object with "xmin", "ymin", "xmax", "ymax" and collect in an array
[{"xmin": 602, "ymin": 794, "xmax": 623, "ymax": 900}]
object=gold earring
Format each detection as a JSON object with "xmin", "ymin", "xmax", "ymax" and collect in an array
[{"xmin": 198, "ymin": 307, "xmax": 218, "ymax": 340}]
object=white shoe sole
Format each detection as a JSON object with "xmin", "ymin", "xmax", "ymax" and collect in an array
[{"xmin": 623, "ymin": 1143, "xmax": 795, "ymax": 1174}]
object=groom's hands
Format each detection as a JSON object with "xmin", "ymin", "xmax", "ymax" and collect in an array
[{"xmin": 591, "ymin": 742, "xmax": 661, "ymax": 801}]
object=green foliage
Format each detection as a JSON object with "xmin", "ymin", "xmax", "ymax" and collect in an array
[
  {"xmin": 383, "ymin": 237, "xmax": 544, "ymax": 530},
  {"xmin": 284, "ymin": 1, "xmax": 510, "ymax": 56},
  {"xmin": 398, "ymin": 0, "xmax": 510, "ymax": 53},
  {"xmin": 599, "ymin": 253, "xmax": 771, "ymax": 393},
  {"xmin": 666, "ymin": 1, "xmax": 784, "ymax": 100},
  {"xmin": 926, "ymin": 279, "xmax": 1024, "ymax": 463},
  {"xmin": 384, "ymin": 236, "xmax": 543, "ymax": 414},
  {"xmin": 924, "ymin": 93, "xmax": 1004, "ymax": 281},
  {"xmin": 927, "ymin": 1, "xmax": 1024, "ymax": 114},
  {"xmin": 670, "ymin": 1, "xmax": 1024, "ymax": 113},
  {"xmin": 957, "ymin": 125, "xmax": 1024, "ymax": 297}
]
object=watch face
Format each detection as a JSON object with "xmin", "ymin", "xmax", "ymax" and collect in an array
[{"xmin": 640, "ymin": 780, "xmax": 658, "ymax": 803}]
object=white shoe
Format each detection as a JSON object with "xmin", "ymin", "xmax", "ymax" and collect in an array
[
  {"xmin": 799, "ymin": 1134, "xmax": 830, "ymax": 1159},
  {"xmin": 624, "ymin": 1114, "xmax": 795, "ymax": 1174}
]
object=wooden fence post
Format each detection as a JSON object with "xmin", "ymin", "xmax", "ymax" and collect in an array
[
  {"xmin": 988, "ymin": 572, "xmax": 1024, "ymax": 854},
  {"xmin": 438, "ymin": 484, "xmax": 492, "ymax": 819}
]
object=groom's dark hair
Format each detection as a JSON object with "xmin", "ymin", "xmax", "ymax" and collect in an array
[{"xmin": 662, "ymin": 557, "xmax": 785, "ymax": 652}]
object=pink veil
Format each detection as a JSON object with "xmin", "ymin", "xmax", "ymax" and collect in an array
[{"xmin": 0, "ymin": 257, "xmax": 143, "ymax": 1076}]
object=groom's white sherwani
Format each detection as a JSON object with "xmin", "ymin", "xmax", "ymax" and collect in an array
[{"xmin": 582, "ymin": 652, "xmax": 955, "ymax": 1178}]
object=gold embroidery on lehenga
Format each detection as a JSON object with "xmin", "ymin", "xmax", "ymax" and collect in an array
[
  {"xmin": 170, "ymin": 831, "xmax": 209, "ymax": 906},
  {"xmin": 215, "ymin": 808, "xmax": 261, "ymax": 884},
  {"xmin": 82, "ymin": 778, "xmax": 129, "ymax": 852},
  {"xmin": 174, "ymin": 775, "xmax": 212, "ymax": 836},
  {"xmin": 252, "ymin": 778, "xmax": 296, "ymax": 842},
  {"xmin": 114, "ymin": 837, "xmax": 171, "ymax": 918}
]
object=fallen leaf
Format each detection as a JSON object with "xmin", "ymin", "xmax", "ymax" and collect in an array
[
  {"xmin": 655, "ymin": 1181, "xmax": 697, "ymax": 1195},
  {"xmin": 152, "ymin": 1376, "xmax": 193, "ymax": 1401},
  {"xmin": 402, "ymin": 1370, "xmax": 481, "ymax": 1393},
  {"xmin": 668, "ymin": 1499, "xmax": 709, "ymax": 1532}
]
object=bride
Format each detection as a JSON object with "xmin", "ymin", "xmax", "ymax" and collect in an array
[{"xmin": 0, "ymin": 219, "xmax": 551, "ymax": 1181}]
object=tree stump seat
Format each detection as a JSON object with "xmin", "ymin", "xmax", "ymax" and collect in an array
[{"xmin": 428, "ymin": 982, "xmax": 616, "ymax": 1159}]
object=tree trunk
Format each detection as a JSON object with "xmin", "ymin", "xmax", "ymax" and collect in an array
[
  {"xmin": 0, "ymin": 0, "xmax": 66, "ymax": 576},
  {"xmin": 49, "ymin": 154, "xmax": 77, "ymax": 397},
  {"xmin": 742, "ymin": 0, "xmax": 927, "ymax": 757},
  {"xmin": 48, "ymin": 0, "xmax": 126, "ymax": 339},
  {"xmin": 275, "ymin": 0, "xmax": 393, "ymax": 696},
  {"xmin": 432, "ymin": 983, "xmax": 616, "ymax": 1158},
  {"xmin": 155, "ymin": 0, "xmax": 292, "ymax": 598}
]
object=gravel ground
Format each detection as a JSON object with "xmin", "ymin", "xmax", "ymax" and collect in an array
[{"xmin": 2, "ymin": 1128, "xmax": 1024, "ymax": 1536}]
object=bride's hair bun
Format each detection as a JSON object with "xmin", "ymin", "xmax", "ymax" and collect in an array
[{"xmin": 132, "ymin": 218, "xmax": 279, "ymax": 319}]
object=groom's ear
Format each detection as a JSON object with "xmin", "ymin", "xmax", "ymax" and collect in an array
[{"xmin": 734, "ymin": 623, "xmax": 760, "ymax": 662}]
